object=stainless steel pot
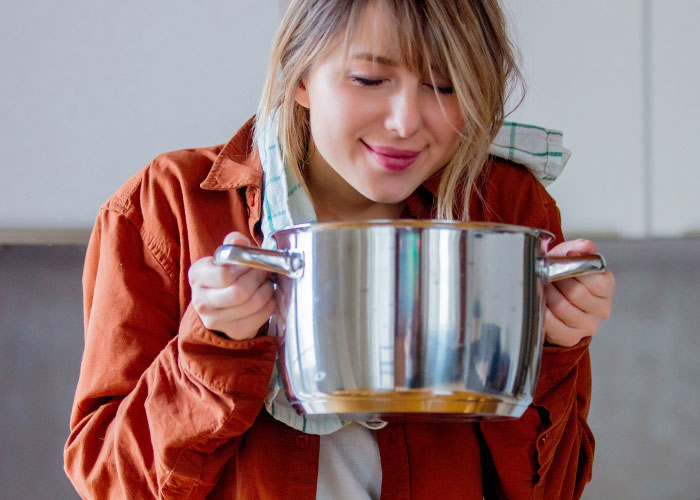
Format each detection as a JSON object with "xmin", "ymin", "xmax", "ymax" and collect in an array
[{"xmin": 214, "ymin": 221, "xmax": 605, "ymax": 420}]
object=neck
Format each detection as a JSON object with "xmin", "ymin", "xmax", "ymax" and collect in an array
[
  {"xmin": 312, "ymin": 194, "xmax": 406, "ymax": 223},
  {"xmin": 305, "ymin": 165, "xmax": 406, "ymax": 223}
]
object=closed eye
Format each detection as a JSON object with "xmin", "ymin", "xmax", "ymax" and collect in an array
[
  {"xmin": 424, "ymin": 82, "xmax": 455, "ymax": 95},
  {"xmin": 351, "ymin": 76, "xmax": 385, "ymax": 87}
]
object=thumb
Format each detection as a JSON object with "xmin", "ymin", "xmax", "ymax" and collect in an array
[
  {"xmin": 223, "ymin": 231, "xmax": 252, "ymax": 246},
  {"xmin": 547, "ymin": 238, "xmax": 597, "ymax": 257}
]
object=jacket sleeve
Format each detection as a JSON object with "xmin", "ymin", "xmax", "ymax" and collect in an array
[
  {"xmin": 477, "ymin": 169, "xmax": 595, "ymax": 500},
  {"xmin": 64, "ymin": 207, "xmax": 277, "ymax": 500}
]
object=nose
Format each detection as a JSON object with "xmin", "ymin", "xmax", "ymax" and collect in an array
[{"xmin": 384, "ymin": 85, "xmax": 422, "ymax": 138}]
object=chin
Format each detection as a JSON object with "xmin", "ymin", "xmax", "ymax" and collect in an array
[{"xmin": 365, "ymin": 190, "xmax": 412, "ymax": 206}]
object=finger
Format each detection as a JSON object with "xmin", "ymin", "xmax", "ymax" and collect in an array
[
  {"xmin": 553, "ymin": 276, "xmax": 612, "ymax": 318},
  {"xmin": 547, "ymin": 238, "xmax": 597, "ymax": 257},
  {"xmin": 188, "ymin": 256, "xmax": 248, "ymax": 288},
  {"xmin": 223, "ymin": 231, "xmax": 252, "ymax": 246},
  {"xmin": 205, "ymin": 269, "xmax": 272, "ymax": 309},
  {"xmin": 543, "ymin": 308, "xmax": 586, "ymax": 348},
  {"xmin": 197, "ymin": 278, "xmax": 274, "ymax": 320},
  {"xmin": 202, "ymin": 283, "xmax": 276, "ymax": 340},
  {"xmin": 546, "ymin": 282, "xmax": 599, "ymax": 335},
  {"xmin": 573, "ymin": 270, "xmax": 616, "ymax": 300},
  {"xmin": 243, "ymin": 279, "xmax": 276, "ymax": 316},
  {"xmin": 221, "ymin": 298, "xmax": 277, "ymax": 341}
]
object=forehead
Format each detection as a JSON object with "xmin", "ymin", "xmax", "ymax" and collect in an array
[
  {"xmin": 338, "ymin": 0, "xmax": 432, "ymax": 73},
  {"xmin": 348, "ymin": 1, "xmax": 395, "ymax": 52}
]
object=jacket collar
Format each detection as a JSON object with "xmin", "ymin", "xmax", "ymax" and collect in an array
[
  {"xmin": 201, "ymin": 116, "xmax": 262, "ymax": 192},
  {"xmin": 201, "ymin": 115, "xmax": 441, "ymax": 225}
]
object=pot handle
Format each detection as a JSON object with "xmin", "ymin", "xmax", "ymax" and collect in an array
[
  {"xmin": 213, "ymin": 244, "xmax": 304, "ymax": 278},
  {"xmin": 544, "ymin": 254, "xmax": 607, "ymax": 282}
]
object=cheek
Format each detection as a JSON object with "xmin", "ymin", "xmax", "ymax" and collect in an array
[
  {"xmin": 309, "ymin": 88, "xmax": 360, "ymax": 136},
  {"xmin": 436, "ymin": 111, "xmax": 463, "ymax": 157},
  {"xmin": 438, "ymin": 102, "xmax": 464, "ymax": 137},
  {"xmin": 423, "ymin": 96, "xmax": 462, "ymax": 138},
  {"xmin": 432, "ymin": 115, "xmax": 461, "ymax": 151},
  {"xmin": 333, "ymin": 91, "xmax": 382, "ymax": 133},
  {"xmin": 311, "ymin": 97, "xmax": 382, "ymax": 164}
]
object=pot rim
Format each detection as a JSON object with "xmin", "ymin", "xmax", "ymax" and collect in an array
[{"xmin": 272, "ymin": 219, "xmax": 554, "ymax": 240}]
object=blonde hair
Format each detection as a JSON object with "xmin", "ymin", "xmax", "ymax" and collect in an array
[{"xmin": 257, "ymin": 0, "xmax": 521, "ymax": 221}]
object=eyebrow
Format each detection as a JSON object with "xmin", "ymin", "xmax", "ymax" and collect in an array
[{"xmin": 350, "ymin": 52, "xmax": 399, "ymax": 67}]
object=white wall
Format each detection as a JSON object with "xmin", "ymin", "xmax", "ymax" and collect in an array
[
  {"xmin": 0, "ymin": 1, "xmax": 281, "ymax": 230},
  {"xmin": 505, "ymin": 0, "xmax": 700, "ymax": 238},
  {"xmin": 504, "ymin": 0, "xmax": 646, "ymax": 237},
  {"xmin": 1, "ymin": 1, "xmax": 698, "ymax": 238},
  {"xmin": 648, "ymin": 0, "xmax": 700, "ymax": 237}
]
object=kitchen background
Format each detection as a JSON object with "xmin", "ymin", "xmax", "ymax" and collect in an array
[{"xmin": 1, "ymin": 1, "xmax": 698, "ymax": 498}]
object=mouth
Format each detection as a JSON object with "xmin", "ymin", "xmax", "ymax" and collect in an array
[{"xmin": 362, "ymin": 141, "xmax": 421, "ymax": 171}]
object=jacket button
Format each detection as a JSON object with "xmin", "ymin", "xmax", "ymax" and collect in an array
[{"xmin": 296, "ymin": 434, "xmax": 310, "ymax": 449}]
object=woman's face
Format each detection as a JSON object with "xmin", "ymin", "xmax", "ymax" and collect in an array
[{"xmin": 296, "ymin": 1, "xmax": 463, "ymax": 219}]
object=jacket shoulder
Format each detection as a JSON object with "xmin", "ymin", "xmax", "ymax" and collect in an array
[
  {"xmin": 475, "ymin": 157, "xmax": 562, "ymax": 240},
  {"xmin": 102, "ymin": 145, "xmax": 224, "ymax": 224},
  {"xmin": 93, "ymin": 144, "xmax": 229, "ymax": 283}
]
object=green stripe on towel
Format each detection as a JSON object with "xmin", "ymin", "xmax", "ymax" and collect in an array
[{"xmin": 502, "ymin": 121, "xmax": 563, "ymax": 136}]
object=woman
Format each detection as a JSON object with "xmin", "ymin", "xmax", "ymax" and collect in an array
[{"xmin": 65, "ymin": 1, "xmax": 615, "ymax": 498}]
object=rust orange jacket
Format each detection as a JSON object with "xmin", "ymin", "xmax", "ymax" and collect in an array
[{"xmin": 65, "ymin": 117, "xmax": 594, "ymax": 499}]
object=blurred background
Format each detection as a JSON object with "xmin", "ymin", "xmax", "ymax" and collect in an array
[{"xmin": 1, "ymin": 1, "xmax": 698, "ymax": 498}]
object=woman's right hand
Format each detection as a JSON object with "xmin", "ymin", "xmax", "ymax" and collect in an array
[{"xmin": 188, "ymin": 232, "xmax": 276, "ymax": 340}]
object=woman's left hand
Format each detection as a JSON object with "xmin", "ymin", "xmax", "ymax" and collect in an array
[{"xmin": 544, "ymin": 239, "xmax": 616, "ymax": 347}]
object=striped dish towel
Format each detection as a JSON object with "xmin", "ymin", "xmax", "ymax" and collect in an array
[
  {"xmin": 489, "ymin": 121, "xmax": 571, "ymax": 186},
  {"xmin": 256, "ymin": 114, "xmax": 346, "ymax": 435}
]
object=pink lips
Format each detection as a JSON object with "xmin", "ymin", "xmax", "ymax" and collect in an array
[{"xmin": 363, "ymin": 142, "xmax": 421, "ymax": 171}]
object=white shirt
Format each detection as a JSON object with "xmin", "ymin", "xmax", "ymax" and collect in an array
[{"xmin": 316, "ymin": 423, "xmax": 382, "ymax": 500}]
